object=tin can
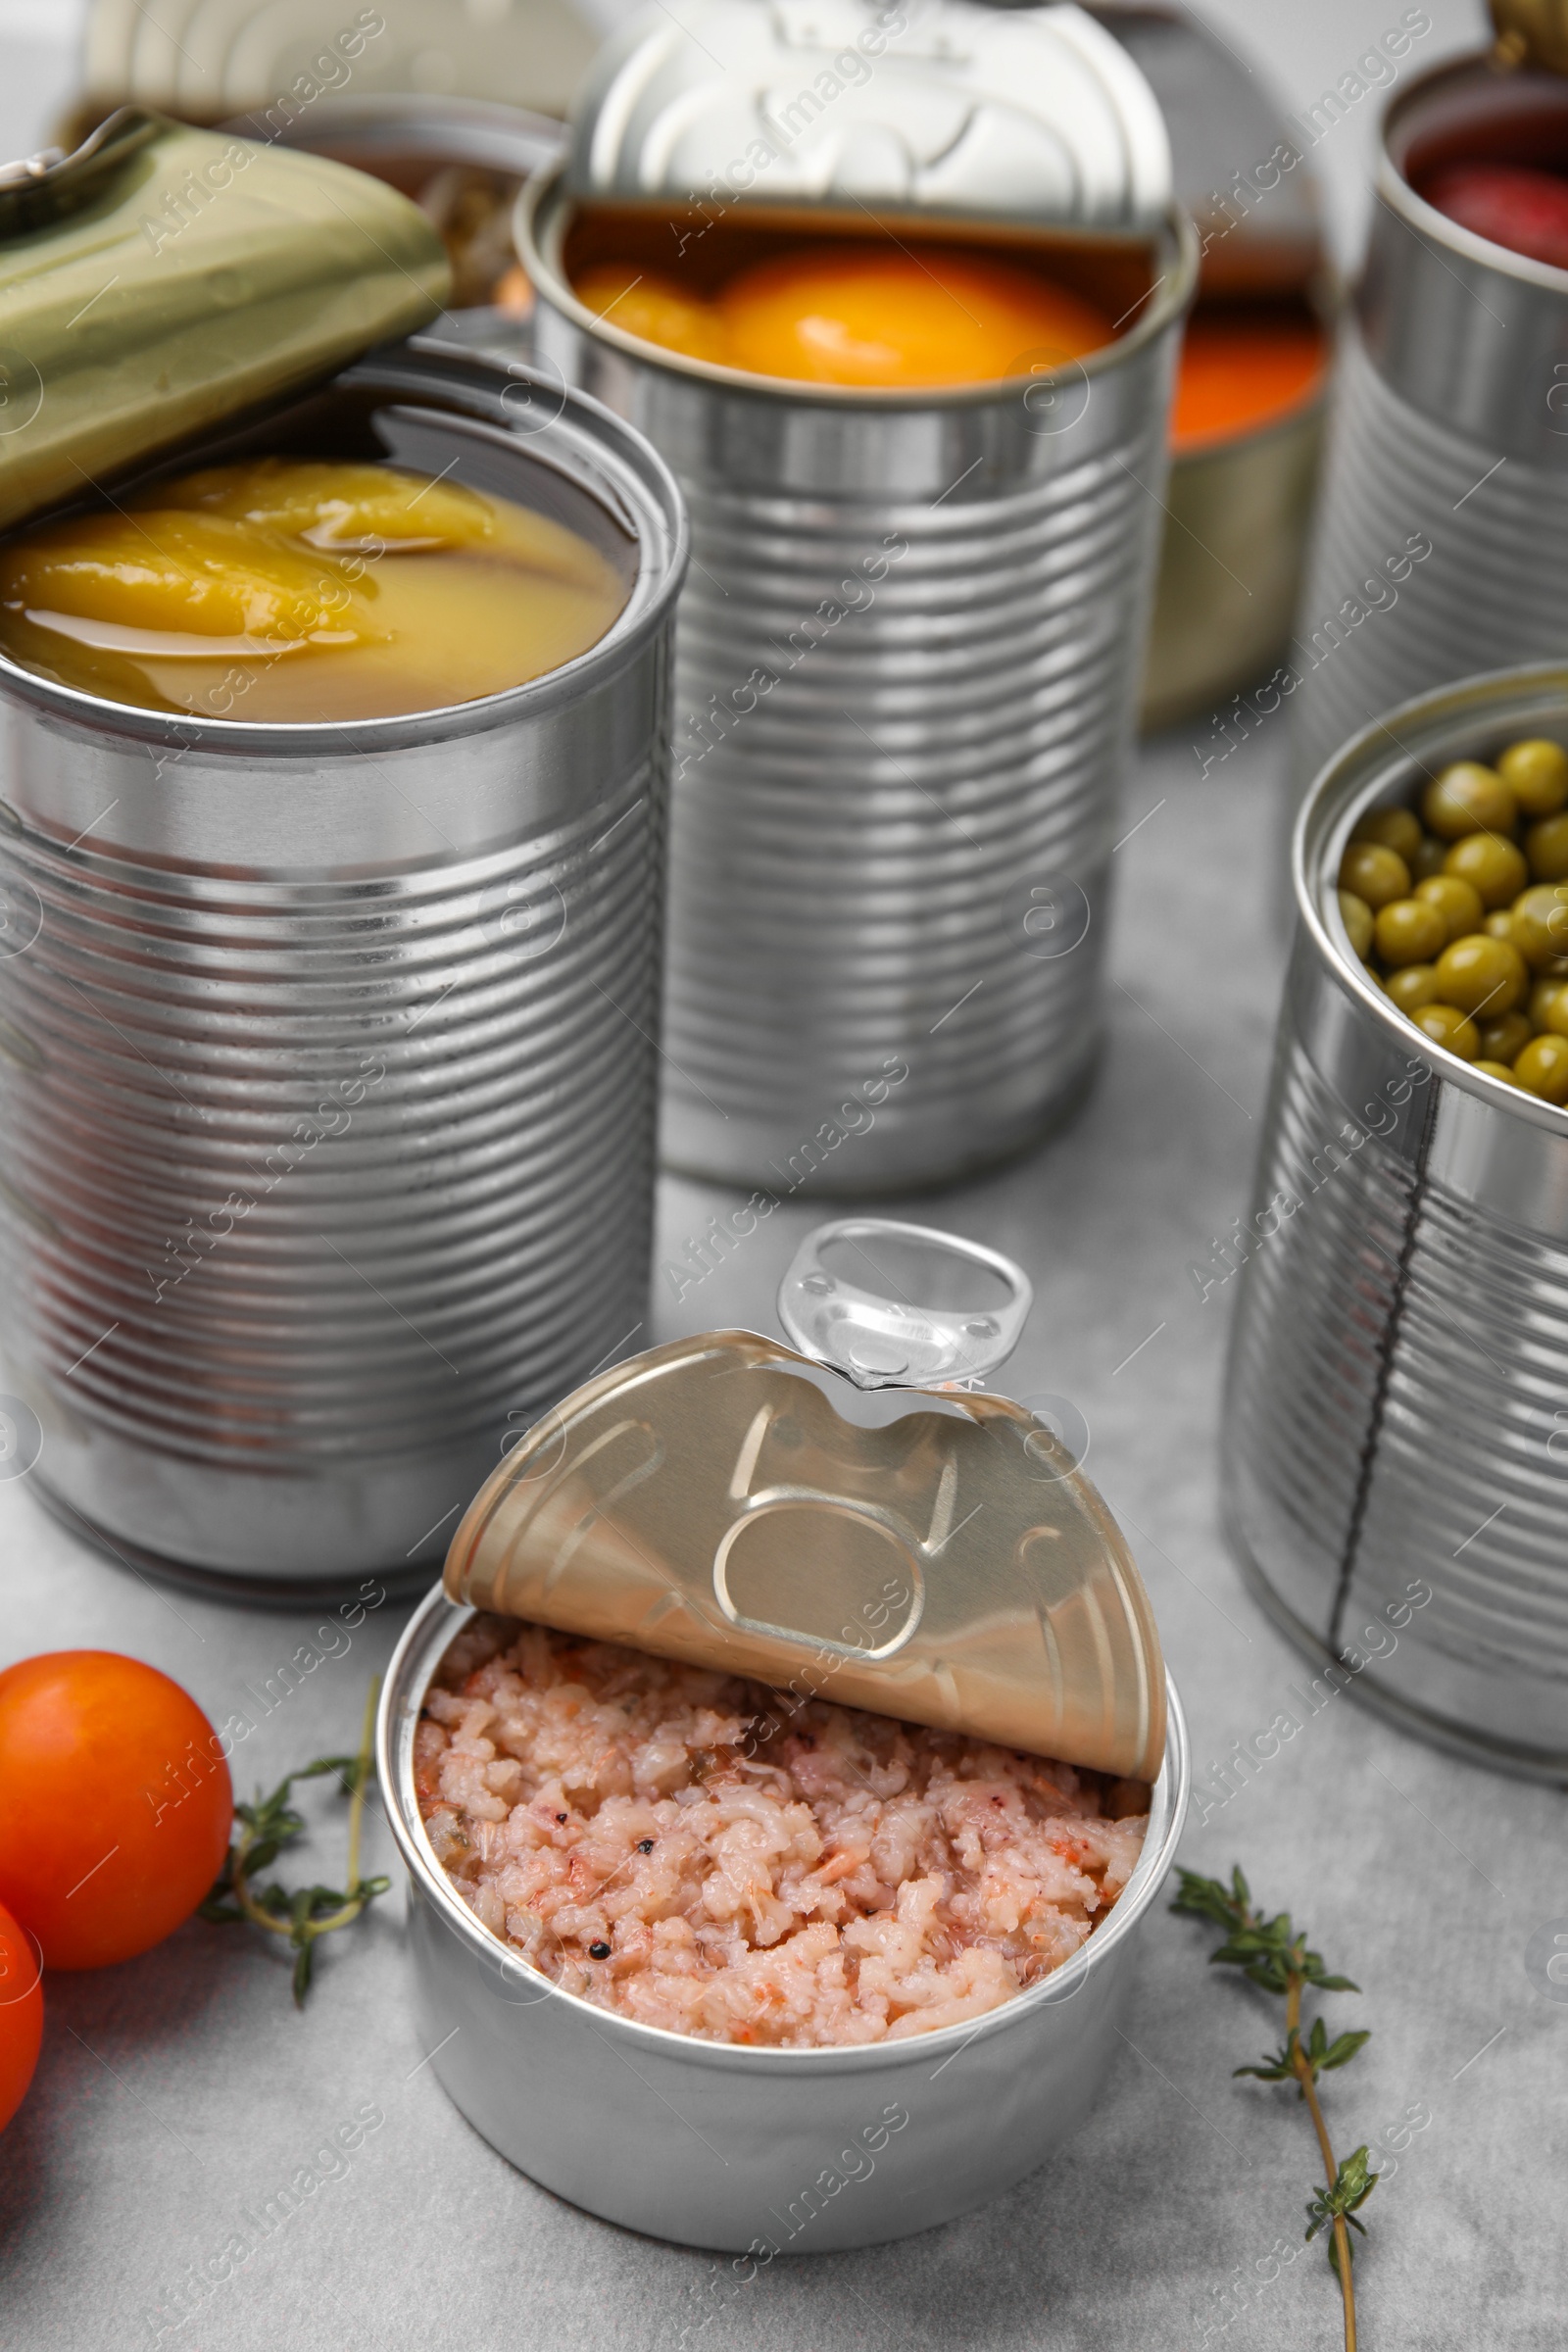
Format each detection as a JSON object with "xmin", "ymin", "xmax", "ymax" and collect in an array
[
  {"xmin": 1289, "ymin": 51, "xmax": 1568, "ymax": 803},
  {"xmin": 1092, "ymin": 0, "xmax": 1331, "ymax": 731},
  {"xmin": 1143, "ymin": 387, "xmax": 1326, "ymax": 734},
  {"xmin": 521, "ymin": 171, "xmax": 1195, "ymax": 1190},
  {"xmin": 0, "ymin": 340, "xmax": 686, "ymax": 1599},
  {"xmin": 512, "ymin": 0, "xmax": 1192, "ymax": 1189},
  {"xmin": 379, "ymin": 1579, "xmax": 1188, "ymax": 2250},
  {"xmin": 1224, "ymin": 662, "xmax": 1568, "ymax": 1783}
]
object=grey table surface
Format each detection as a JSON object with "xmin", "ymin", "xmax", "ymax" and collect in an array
[{"xmin": 3, "ymin": 712, "xmax": 1563, "ymax": 2352}]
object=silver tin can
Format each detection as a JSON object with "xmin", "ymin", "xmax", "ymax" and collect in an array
[
  {"xmin": 519, "ymin": 170, "xmax": 1196, "ymax": 1190},
  {"xmin": 1290, "ymin": 54, "xmax": 1568, "ymax": 801},
  {"xmin": 1224, "ymin": 662, "xmax": 1568, "ymax": 1783},
  {"xmin": 0, "ymin": 342, "xmax": 685, "ymax": 1599},
  {"xmin": 379, "ymin": 1580, "xmax": 1188, "ymax": 2250},
  {"xmin": 1096, "ymin": 1, "xmax": 1331, "ymax": 731}
]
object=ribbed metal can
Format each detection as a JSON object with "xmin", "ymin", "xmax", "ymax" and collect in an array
[
  {"xmin": 1224, "ymin": 663, "xmax": 1568, "ymax": 1783},
  {"xmin": 0, "ymin": 341, "xmax": 685, "ymax": 1599},
  {"xmin": 517, "ymin": 172, "xmax": 1195, "ymax": 1192},
  {"xmin": 379, "ymin": 1581, "xmax": 1188, "ymax": 2250},
  {"xmin": 1290, "ymin": 53, "xmax": 1568, "ymax": 802}
]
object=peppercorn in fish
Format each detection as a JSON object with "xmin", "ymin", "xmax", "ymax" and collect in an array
[{"xmin": 416, "ymin": 1617, "xmax": 1149, "ymax": 2049}]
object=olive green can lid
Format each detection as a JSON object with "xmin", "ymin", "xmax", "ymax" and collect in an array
[
  {"xmin": 444, "ymin": 1219, "xmax": 1168, "ymax": 1783},
  {"xmin": 0, "ymin": 108, "xmax": 451, "ymax": 535}
]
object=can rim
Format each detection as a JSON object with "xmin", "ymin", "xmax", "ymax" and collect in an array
[
  {"xmin": 514, "ymin": 165, "xmax": 1199, "ymax": 413},
  {"xmin": 1376, "ymin": 51, "xmax": 1568, "ymax": 300},
  {"xmin": 1293, "ymin": 658, "xmax": 1568, "ymax": 1134},
  {"xmin": 0, "ymin": 339, "xmax": 689, "ymax": 757},
  {"xmin": 377, "ymin": 1578, "xmax": 1190, "ymax": 2072}
]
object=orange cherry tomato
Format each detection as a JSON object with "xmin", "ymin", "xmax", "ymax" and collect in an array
[
  {"xmin": 0, "ymin": 1899, "xmax": 43, "ymax": 2131},
  {"xmin": 0, "ymin": 1652, "xmax": 232, "ymax": 1971}
]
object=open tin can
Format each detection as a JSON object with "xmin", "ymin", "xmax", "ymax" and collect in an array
[
  {"xmin": 1225, "ymin": 664, "xmax": 1568, "ymax": 1783},
  {"xmin": 0, "ymin": 341, "xmax": 685, "ymax": 1599},
  {"xmin": 516, "ymin": 0, "xmax": 1196, "ymax": 1190},
  {"xmin": 1095, "ymin": 0, "xmax": 1330, "ymax": 732},
  {"xmin": 1289, "ymin": 21, "xmax": 1568, "ymax": 804},
  {"xmin": 379, "ymin": 1218, "xmax": 1186, "ymax": 2246}
]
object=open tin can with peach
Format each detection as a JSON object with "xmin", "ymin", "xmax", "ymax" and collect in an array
[
  {"xmin": 378, "ymin": 1218, "xmax": 1187, "ymax": 2247},
  {"xmin": 515, "ymin": 0, "xmax": 1197, "ymax": 1190},
  {"xmin": 1225, "ymin": 662, "xmax": 1568, "ymax": 1782},
  {"xmin": 0, "ymin": 337, "xmax": 685, "ymax": 1597}
]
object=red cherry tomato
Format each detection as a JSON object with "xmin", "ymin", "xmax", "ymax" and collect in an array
[
  {"xmin": 0, "ymin": 1899, "xmax": 43, "ymax": 2131},
  {"xmin": 1423, "ymin": 164, "xmax": 1568, "ymax": 272},
  {"xmin": 0, "ymin": 1652, "xmax": 232, "ymax": 1971}
]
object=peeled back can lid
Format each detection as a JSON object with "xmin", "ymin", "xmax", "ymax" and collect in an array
[
  {"xmin": 565, "ymin": 0, "xmax": 1172, "ymax": 233},
  {"xmin": 444, "ymin": 1218, "xmax": 1167, "ymax": 1782}
]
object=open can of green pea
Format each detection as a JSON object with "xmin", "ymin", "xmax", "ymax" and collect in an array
[{"xmin": 1224, "ymin": 662, "xmax": 1568, "ymax": 1781}]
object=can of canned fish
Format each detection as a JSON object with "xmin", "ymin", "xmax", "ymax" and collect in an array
[
  {"xmin": 0, "ymin": 340, "xmax": 685, "ymax": 1599},
  {"xmin": 515, "ymin": 0, "xmax": 1195, "ymax": 1190},
  {"xmin": 379, "ymin": 1215, "xmax": 1185, "ymax": 2248},
  {"xmin": 1224, "ymin": 662, "xmax": 1568, "ymax": 1782},
  {"xmin": 382, "ymin": 1587, "xmax": 1186, "ymax": 2249},
  {"xmin": 1289, "ymin": 40, "xmax": 1568, "ymax": 804}
]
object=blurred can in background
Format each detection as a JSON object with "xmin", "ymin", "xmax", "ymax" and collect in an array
[{"xmin": 1290, "ymin": 42, "xmax": 1568, "ymax": 806}]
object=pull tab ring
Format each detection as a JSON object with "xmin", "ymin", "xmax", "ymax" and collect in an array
[{"xmin": 776, "ymin": 1217, "xmax": 1033, "ymax": 1390}]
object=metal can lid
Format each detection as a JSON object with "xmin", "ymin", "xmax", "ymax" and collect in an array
[
  {"xmin": 565, "ymin": 0, "xmax": 1172, "ymax": 231},
  {"xmin": 444, "ymin": 1219, "xmax": 1166, "ymax": 1780}
]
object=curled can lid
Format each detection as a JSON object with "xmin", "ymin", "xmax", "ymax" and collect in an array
[
  {"xmin": 565, "ymin": 0, "xmax": 1172, "ymax": 232},
  {"xmin": 0, "ymin": 109, "xmax": 449, "ymax": 537},
  {"xmin": 444, "ymin": 1220, "xmax": 1166, "ymax": 1780}
]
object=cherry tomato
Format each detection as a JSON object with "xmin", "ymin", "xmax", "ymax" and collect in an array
[
  {"xmin": 0, "ymin": 1652, "xmax": 232, "ymax": 1971},
  {"xmin": 0, "ymin": 1899, "xmax": 43, "ymax": 2131}
]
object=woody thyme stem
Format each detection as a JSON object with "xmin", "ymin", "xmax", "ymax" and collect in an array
[{"xmin": 1287, "ymin": 1974, "xmax": 1356, "ymax": 2352}]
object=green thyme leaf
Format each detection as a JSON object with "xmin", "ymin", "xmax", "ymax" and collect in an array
[
  {"xmin": 1176, "ymin": 1864, "xmax": 1374, "ymax": 2351},
  {"xmin": 202, "ymin": 1682, "xmax": 388, "ymax": 2010}
]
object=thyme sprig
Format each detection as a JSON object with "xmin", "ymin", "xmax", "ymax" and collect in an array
[
  {"xmin": 1173, "ymin": 1865, "xmax": 1376, "ymax": 2352},
  {"xmin": 201, "ymin": 1676, "xmax": 390, "ymax": 2006}
]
